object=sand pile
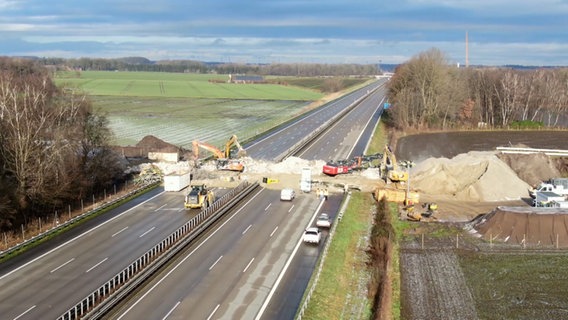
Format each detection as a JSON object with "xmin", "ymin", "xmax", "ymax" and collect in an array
[
  {"xmin": 411, "ymin": 151, "xmax": 531, "ymax": 202},
  {"xmin": 470, "ymin": 206, "xmax": 568, "ymax": 247}
]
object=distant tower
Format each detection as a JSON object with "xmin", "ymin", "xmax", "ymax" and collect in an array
[{"xmin": 465, "ymin": 31, "xmax": 469, "ymax": 68}]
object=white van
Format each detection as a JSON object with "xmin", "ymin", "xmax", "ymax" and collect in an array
[{"xmin": 280, "ymin": 188, "xmax": 296, "ymax": 201}]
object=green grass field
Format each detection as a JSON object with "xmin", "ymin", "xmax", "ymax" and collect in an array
[
  {"xmin": 55, "ymin": 71, "xmax": 323, "ymax": 100},
  {"xmin": 54, "ymin": 71, "xmax": 330, "ymax": 146}
]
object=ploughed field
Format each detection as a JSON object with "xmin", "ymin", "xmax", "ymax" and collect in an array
[{"xmin": 396, "ymin": 131, "xmax": 568, "ymax": 320}]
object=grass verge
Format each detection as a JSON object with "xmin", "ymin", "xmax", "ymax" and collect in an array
[{"xmin": 301, "ymin": 192, "xmax": 373, "ymax": 319}]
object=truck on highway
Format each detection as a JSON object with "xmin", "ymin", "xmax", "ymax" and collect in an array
[
  {"xmin": 300, "ymin": 167, "xmax": 312, "ymax": 193},
  {"xmin": 163, "ymin": 171, "xmax": 191, "ymax": 192}
]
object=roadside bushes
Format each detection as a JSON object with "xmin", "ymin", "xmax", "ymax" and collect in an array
[{"xmin": 367, "ymin": 196, "xmax": 394, "ymax": 320}]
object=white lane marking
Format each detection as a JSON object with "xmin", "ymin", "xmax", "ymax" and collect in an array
[
  {"xmin": 242, "ymin": 225, "xmax": 252, "ymax": 235},
  {"xmin": 86, "ymin": 257, "xmax": 108, "ymax": 273},
  {"xmin": 243, "ymin": 258, "xmax": 254, "ymax": 273},
  {"xmin": 139, "ymin": 226, "xmax": 156, "ymax": 238},
  {"xmin": 161, "ymin": 301, "xmax": 180, "ymax": 320},
  {"xmin": 206, "ymin": 304, "xmax": 220, "ymax": 320},
  {"xmin": 288, "ymin": 205, "xmax": 294, "ymax": 213},
  {"xmin": 155, "ymin": 204, "xmax": 166, "ymax": 212},
  {"xmin": 50, "ymin": 258, "xmax": 75, "ymax": 273},
  {"xmin": 270, "ymin": 226, "xmax": 278, "ymax": 238},
  {"xmin": 116, "ymin": 188, "xmax": 266, "ymax": 320},
  {"xmin": 13, "ymin": 305, "xmax": 36, "ymax": 320},
  {"xmin": 0, "ymin": 190, "xmax": 166, "ymax": 281},
  {"xmin": 209, "ymin": 256, "xmax": 223, "ymax": 270},
  {"xmin": 112, "ymin": 226, "xmax": 129, "ymax": 237},
  {"xmin": 255, "ymin": 198, "xmax": 326, "ymax": 320},
  {"xmin": 264, "ymin": 203, "xmax": 271, "ymax": 211}
]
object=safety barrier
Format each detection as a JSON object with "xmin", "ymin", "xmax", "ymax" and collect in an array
[
  {"xmin": 496, "ymin": 147, "xmax": 568, "ymax": 157},
  {"xmin": 295, "ymin": 192, "xmax": 352, "ymax": 320},
  {"xmin": 57, "ymin": 180, "xmax": 259, "ymax": 320}
]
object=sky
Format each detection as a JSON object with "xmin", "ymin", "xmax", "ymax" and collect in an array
[{"xmin": 1, "ymin": 0, "xmax": 567, "ymax": 66}]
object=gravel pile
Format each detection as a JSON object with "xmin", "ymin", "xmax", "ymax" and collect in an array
[{"xmin": 410, "ymin": 151, "xmax": 532, "ymax": 202}]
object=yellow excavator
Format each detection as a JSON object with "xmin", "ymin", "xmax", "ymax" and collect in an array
[
  {"xmin": 403, "ymin": 202, "xmax": 438, "ymax": 222},
  {"xmin": 381, "ymin": 145, "xmax": 409, "ymax": 183},
  {"xmin": 192, "ymin": 135, "xmax": 246, "ymax": 172}
]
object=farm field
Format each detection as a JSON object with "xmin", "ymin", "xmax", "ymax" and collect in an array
[
  {"xmin": 54, "ymin": 71, "xmax": 339, "ymax": 147},
  {"xmin": 397, "ymin": 131, "xmax": 568, "ymax": 320}
]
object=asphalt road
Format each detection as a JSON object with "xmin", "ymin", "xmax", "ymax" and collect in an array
[
  {"xmin": 0, "ymin": 79, "xmax": 387, "ymax": 320},
  {"xmin": 108, "ymin": 189, "xmax": 342, "ymax": 320},
  {"xmin": 0, "ymin": 188, "xmax": 231, "ymax": 320}
]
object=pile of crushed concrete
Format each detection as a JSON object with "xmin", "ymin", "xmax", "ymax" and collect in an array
[{"xmin": 409, "ymin": 151, "xmax": 534, "ymax": 202}]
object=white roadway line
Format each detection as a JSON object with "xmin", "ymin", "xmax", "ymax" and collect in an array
[
  {"xmin": 288, "ymin": 205, "xmax": 294, "ymax": 213},
  {"xmin": 0, "ymin": 190, "xmax": 166, "ymax": 281},
  {"xmin": 161, "ymin": 301, "xmax": 180, "ymax": 320},
  {"xmin": 139, "ymin": 226, "xmax": 156, "ymax": 238},
  {"xmin": 112, "ymin": 226, "xmax": 129, "ymax": 237},
  {"xmin": 242, "ymin": 225, "xmax": 252, "ymax": 235},
  {"xmin": 264, "ymin": 203, "xmax": 271, "ymax": 211},
  {"xmin": 209, "ymin": 256, "xmax": 223, "ymax": 270},
  {"xmin": 270, "ymin": 226, "xmax": 278, "ymax": 238},
  {"xmin": 155, "ymin": 204, "xmax": 166, "ymax": 212},
  {"xmin": 13, "ymin": 305, "xmax": 36, "ymax": 320},
  {"xmin": 86, "ymin": 257, "xmax": 108, "ymax": 273},
  {"xmin": 243, "ymin": 258, "xmax": 254, "ymax": 273},
  {"xmin": 116, "ymin": 188, "xmax": 266, "ymax": 320},
  {"xmin": 245, "ymin": 106, "xmax": 328, "ymax": 150},
  {"xmin": 50, "ymin": 258, "xmax": 75, "ymax": 274},
  {"xmin": 206, "ymin": 304, "xmax": 220, "ymax": 320},
  {"xmin": 255, "ymin": 198, "xmax": 326, "ymax": 320}
]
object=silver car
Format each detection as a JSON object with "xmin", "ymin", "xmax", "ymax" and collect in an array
[{"xmin": 316, "ymin": 213, "xmax": 332, "ymax": 228}]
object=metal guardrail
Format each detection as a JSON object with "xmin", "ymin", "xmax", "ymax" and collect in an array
[
  {"xmin": 295, "ymin": 192, "xmax": 352, "ymax": 320},
  {"xmin": 0, "ymin": 182, "xmax": 160, "ymax": 260},
  {"xmin": 496, "ymin": 147, "xmax": 568, "ymax": 156},
  {"xmin": 274, "ymin": 85, "xmax": 381, "ymax": 162},
  {"xmin": 57, "ymin": 181, "xmax": 259, "ymax": 320}
]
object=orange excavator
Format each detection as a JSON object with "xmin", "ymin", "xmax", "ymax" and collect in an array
[{"xmin": 192, "ymin": 135, "xmax": 246, "ymax": 172}]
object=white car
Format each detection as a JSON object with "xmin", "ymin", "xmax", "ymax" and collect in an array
[
  {"xmin": 302, "ymin": 227, "xmax": 321, "ymax": 244},
  {"xmin": 280, "ymin": 188, "xmax": 296, "ymax": 201},
  {"xmin": 316, "ymin": 213, "xmax": 332, "ymax": 228}
]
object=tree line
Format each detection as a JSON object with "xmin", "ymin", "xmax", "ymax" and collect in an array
[
  {"xmin": 386, "ymin": 48, "xmax": 568, "ymax": 130},
  {"xmin": 37, "ymin": 56, "xmax": 379, "ymax": 77},
  {"xmin": 0, "ymin": 58, "xmax": 124, "ymax": 230}
]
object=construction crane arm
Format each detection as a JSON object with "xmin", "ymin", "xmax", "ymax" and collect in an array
[{"xmin": 192, "ymin": 140, "xmax": 225, "ymax": 159}]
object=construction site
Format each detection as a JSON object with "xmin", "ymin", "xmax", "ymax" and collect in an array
[{"xmin": 129, "ymin": 130, "xmax": 568, "ymax": 319}]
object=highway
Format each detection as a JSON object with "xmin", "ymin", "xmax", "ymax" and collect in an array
[
  {"xmin": 0, "ymin": 79, "xmax": 387, "ymax": 320},
  {"xmin": 105, "ymin": 82, "xmax": 388, "ymax": 319}
]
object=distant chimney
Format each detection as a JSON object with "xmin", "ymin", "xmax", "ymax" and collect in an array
[{"xmin": 465, "ymin": 31, "xmax": 469, "ymax": 68}]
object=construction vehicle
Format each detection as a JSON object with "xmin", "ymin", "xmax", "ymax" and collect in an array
[
  {"xmin": 380, "ymin": 145, "xmax": 409, "ymax": 183},
  {"xmin": 322, "ymin": 153, "xmax": 382, "ymax": 176},
  {"xmin": 374, "ymin": 187, "xmax": 419, "ymax": 205},
  {"xmin": 192, "ymin": 135, "xmax": 246, "ymax": 172},
  {"xmin": 184, "ymin": 184, "xmax": 215, "ymax": 209},
  {"xmin": 403, "ymin": 202, "xmax": 438, "ymax": 222}
]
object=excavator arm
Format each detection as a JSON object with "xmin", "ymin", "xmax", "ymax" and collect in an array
[
  {"xmin": 192, "ymin": 140, "xmax": 225, "ymax": 159},
  {"xmin": 224, "ymin": 135, "xmax": 246, "ymax": 158}
]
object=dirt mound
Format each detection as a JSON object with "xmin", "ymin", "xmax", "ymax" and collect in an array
[
  {"xmin": 470, "ymin": 206, "xmax": 568, "ymax": 247},
  {"xmin": 411, "ymin": 151, "xmax": 531, "ymax": 202},
  {"xmin": 136, "ymin": 135, "xmax": 180, "ymax": 152},
  {"xmin": 497, "ymin": 152, "xmax": 560, "ymax": 187}
]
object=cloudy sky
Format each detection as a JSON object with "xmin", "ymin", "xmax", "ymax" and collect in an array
[{"xmin": 1, "ymin": 0, "xmax": 567, "ymax": 66}]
